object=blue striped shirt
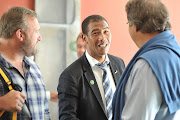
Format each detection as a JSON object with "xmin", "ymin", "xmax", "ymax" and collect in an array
[{"xmin": 0, "ymin": 53, "xmax": 51, "ymax": 120}]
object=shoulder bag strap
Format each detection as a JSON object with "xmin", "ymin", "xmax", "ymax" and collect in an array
[{"xmin": 0, "ymin": 63, "xmax": 17, "ymax": 120}]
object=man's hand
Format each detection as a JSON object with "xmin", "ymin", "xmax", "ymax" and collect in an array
[
  {"xmin": 0, "ymin": 91, "xmax": 26, "ymax": 111},
  {"xmin": 50, "ymin": 92, "xmax": 58, "ymax": 103}
]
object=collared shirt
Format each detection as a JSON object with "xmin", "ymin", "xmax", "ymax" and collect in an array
[
  {"xmin": 85, "ymin": 51, "xmax": 116, "ymax": 112},
  {"xmin": 122, "ymin": 59, "xmax": 180, "ymax": 120},
  {"xmin": 0, "ymin": 53, "xmax": 51, "ymax": 120}
]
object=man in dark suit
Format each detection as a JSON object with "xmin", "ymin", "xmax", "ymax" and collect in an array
[{"xmin": 57, "ymin": 15, "xmax": 125, "ymax": 120}]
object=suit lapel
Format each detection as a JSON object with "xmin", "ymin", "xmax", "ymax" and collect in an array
[
  {"xmin": 81, "ymin": 55, "xmax": 107, "ymax": 115},
  {"xmin": 108, "ymin": 55, "xmax": 120, "ymax": 85}
]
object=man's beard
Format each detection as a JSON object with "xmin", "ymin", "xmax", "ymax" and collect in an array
[{"xmin": 21, "ymin": 37, "xmax": 37, "ymax": 57}]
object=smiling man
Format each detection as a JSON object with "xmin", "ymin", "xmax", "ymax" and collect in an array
[{"xmin": 57, "ymin": 15, "xmax": 125, "ymax": 120}]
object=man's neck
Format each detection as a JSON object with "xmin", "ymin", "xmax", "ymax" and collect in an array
[
  {"xmin": 0, "ymin": 38, "xmax": 25, "ymax": 76},
  {"xmin": 135, "ymin": 31, "xmax": 160, "ymax": 48}
]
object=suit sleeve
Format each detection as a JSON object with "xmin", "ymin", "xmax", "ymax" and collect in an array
[{"xmin": 57, "ymin": 70, "xmax": 80, "ymax": 120}]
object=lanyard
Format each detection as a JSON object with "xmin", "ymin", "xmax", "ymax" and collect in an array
[{"xmin": 0, "ymin": 67, "xmax": 17, "ymax": 120}]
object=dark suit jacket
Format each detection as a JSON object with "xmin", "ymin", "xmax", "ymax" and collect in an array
[{"xmin": 57, "ymin": 54, "xmax": 125, "ymax": 120}]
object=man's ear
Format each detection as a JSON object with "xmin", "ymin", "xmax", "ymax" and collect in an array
[
  {"xmin": 131, "ymin": 24, "xmax": 138, "ymax": 32},
  {"xmin": 134, "ymin": 24, "xmax": 139, "ymax": 32},
  {"xmin": 82, "ymin": 34, "xmax": 88, "ymax": 43},
  {"xmin": 16, "ymin": 29, "xmax": 25, "ymax": 41}
]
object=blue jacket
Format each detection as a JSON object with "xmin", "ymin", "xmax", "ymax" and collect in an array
[{"xmin": 112, "ymin": 30, "xmax": 180, "ymax": 120}]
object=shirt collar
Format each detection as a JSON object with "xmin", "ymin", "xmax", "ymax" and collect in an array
[
  {"xmin": 0, "ymin": 53, "xmax": 13, "ymax": 68},
  {"xmin": 0, "ymin": 53, "xmax": 31, "ymax": 69},
  {"xmin": 85, "ymin": 50, "xmax": 110, "ymax": 68}
]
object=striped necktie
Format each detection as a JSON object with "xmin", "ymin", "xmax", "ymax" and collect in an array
[{"xmin": 96, "ymin": 62, "xmax": 113, "ymax": 120}]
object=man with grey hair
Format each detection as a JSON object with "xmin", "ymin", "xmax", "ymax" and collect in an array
[
  {"xmin": 113, "ymin": 0, "xmax": 180, "ymax": 120},
  {"xmin": 0, "ymin": 7, "xmax": 51, "ymax": 119}
]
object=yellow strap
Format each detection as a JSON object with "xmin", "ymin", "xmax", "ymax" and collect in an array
[
  {"xmin": 13, "ymin": 111, "xmax": 17, "ymax": 120},
  {"xmin": 0, "ymin": 68, "xmax": 14, "ymax": 91},
  {"xmin": 0, "ymin": 68, "xmax": 17, "ymax": 120},
  {"xmin": 0, "ymin": 111, "xmax": 5, "ymax": 117}
]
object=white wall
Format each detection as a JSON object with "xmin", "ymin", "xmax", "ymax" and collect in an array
[{"xmin": 35, "ymin": 0, "xmax": 81, "ymax": 119}]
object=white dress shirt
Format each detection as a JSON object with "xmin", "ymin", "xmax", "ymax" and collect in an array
[{"xmin": 85, "ymin": 51, "xmax": 116, "ymax": 112}]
